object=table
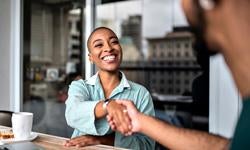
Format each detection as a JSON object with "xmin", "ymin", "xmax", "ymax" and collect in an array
[{"xmin": 0, "ymin": 126, "xmax": 126, "ymax": 150}]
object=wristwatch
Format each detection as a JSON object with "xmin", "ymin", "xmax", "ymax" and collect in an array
[{"xmin": 102, "ymin": 98, "xmax": 111, "ymax": 112}]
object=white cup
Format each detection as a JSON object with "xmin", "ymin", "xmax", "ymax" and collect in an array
[{"xmin": 11, "ymin": 112, "xmax": 33, "ymax": 139}]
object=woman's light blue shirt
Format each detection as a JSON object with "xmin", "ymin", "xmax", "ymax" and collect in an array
[{"xmin": 65, "ymin": 72, "xmax": 155, "ymax": 150}]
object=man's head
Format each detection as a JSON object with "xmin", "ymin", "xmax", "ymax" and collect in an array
[
  {"xmin": 182, "ymin": 0, "xmax": 250, "ymax": 96},
  {"xmin": 182, "ymin": 0, "xmax": 250, "ymax": 55}
]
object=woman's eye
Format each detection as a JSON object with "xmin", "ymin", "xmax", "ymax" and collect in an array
[
  {"xmin": 94, "ymin": 44, "xmax": 103, "ymax": 48},
  {"xmin": 112, "ymin": 40, "xmax": 119, "ymax": 44}
]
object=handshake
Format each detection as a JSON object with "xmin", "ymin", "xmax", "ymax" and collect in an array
[
  {"xmin": 105, "ymin": 100, "xmax": 143, "ymax": 136},
  {"xmin": 64, "ymin": 100, "xmax": 149, "ymax": 148}
]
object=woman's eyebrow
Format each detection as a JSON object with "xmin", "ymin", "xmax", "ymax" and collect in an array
[
  {"xmin": 110, "ymin": 36, "xmax": 118, "ymax": 40},
  {"xmin": 92, "ymin": 36, "xmax": 118, "ymax": 44},
  {"xmin": 92, "ymin": 39, "xmax": 102, "ymax": 45}
]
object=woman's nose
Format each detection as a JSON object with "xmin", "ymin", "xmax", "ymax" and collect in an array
[{"xmin": 103, "ymin": 43, "xmax": 113, "ymax": 52}]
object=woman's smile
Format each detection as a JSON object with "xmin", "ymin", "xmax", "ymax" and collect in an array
[{"xmin": 101, "ymin": 54, "xmax": 117, "ymax": 62}]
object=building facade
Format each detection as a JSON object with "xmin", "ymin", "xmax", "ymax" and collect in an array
[{"xmin": 144, "ymin": 27, "xmax": 200, "ymax": 95}]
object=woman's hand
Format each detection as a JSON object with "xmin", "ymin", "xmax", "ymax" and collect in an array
[
  {"xmin": 106, "ymin": 100, "xmax": 132, "ymax": 134},
  {"xmin": 63, "ymin": 134, "xmax": 114, "ymax": 147}
]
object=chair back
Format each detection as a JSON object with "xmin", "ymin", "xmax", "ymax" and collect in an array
[{"xmin": 0, "ymin": 110, "xmax": 13, "ymax": 127}]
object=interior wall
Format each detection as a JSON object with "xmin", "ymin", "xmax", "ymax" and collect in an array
[{"xmin": 0, "ymin": 0, "xmax": 11, "ymax": 110}]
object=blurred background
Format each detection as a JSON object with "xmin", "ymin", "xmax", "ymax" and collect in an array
[
  {"xmin": 3, "ymin": 0, "xmax": 243, "ymax": 149},
  {"xmin": 21, "ymin": 0, "xmax": 209, "ymax": 139}
]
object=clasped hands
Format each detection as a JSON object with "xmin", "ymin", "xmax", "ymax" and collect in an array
[
  {"xmin": 64, "ymin": 100, "xmax": 140, "ymax": 147},
  {"xmin": 106, "ymin": 100, "xmax": 140, "ymax": 136}
]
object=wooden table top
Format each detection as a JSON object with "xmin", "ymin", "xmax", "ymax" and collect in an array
[{"xmin": 0, "ymin": 125, "xmax": 126, "ymax": 150}]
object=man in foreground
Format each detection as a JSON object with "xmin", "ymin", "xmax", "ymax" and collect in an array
[{"xmin": 108, "ymin": 0, "xmax": 250, "ymax": 149}]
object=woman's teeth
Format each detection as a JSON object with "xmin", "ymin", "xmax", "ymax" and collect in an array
[{"xmin": 103, "ymin": 55, "xmax": 115, "ymax": 61}]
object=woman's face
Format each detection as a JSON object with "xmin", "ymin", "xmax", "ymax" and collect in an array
[{"xmin": 88, "ymin": 28, "xmax": 122, "ymax": 72}]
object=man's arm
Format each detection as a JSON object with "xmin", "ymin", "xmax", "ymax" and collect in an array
[
  {"xmin": 114, "ymin": 100, "xmax": 229, "ymax": 150},
  {"xmin": 138, "ymin": 113, "xmax": 229, "ymax": 150}
]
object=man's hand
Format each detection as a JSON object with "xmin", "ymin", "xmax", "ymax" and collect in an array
[
  {"xmin": 63, "ymin": 134, "xmax": 114, "ymax": 147},
  {"xmin": 106, "ymin": 100, "xmax": 132, "ymax": 134},
  {"xmin": 107, "ymin": 100, "xmax": 142, "ymax": 135}
]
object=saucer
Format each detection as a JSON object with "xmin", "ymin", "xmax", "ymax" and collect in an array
[{"xmin": 0, "ymin": 132, "xmax": 38, "ymax": 144}]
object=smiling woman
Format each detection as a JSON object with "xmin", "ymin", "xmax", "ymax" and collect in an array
[
  {"xmin": 87, "ymin": 27, "xmax": 122, "ymax": 74},
  {"xmin": 64, "ymin": 27, "xmax": 155, "ymax": 150}
]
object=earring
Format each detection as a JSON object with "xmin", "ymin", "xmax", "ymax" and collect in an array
[{"xmin": 199, "ymin": 0, "xmax": 215, "ymax": 10}]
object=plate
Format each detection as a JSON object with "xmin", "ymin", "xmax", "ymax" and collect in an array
[{"xmin": 0, "ymin": 132, "xmax": 38, "ymax": 144}]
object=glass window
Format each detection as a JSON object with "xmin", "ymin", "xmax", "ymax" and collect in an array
[
  {"xmin": 22, "ymin": 0, "xmax": 85, "ymax": 137},
  {"xmin": 96, "ymin": 0, "xmax": 209, "ymax": 132},
  {"xmin": 161, "ymin": 51, "xmax": 165, "ymax": 58},
  {"xmin": 21, "ymin": 0, "xmax": 210, "ymax": 138},
  {"xmin": 168, "ymin": 79, "xmax": 173, "ymax": 84},
  {"xmin": 176, "ymin": 79, "xmax": 180, "ymax": 84},
  {"xmin": 160, "ymin": 43, "xmax": 164, "ymax": 49},
  {"xmin": 160, "ymin": 79, "xmax": 165, "ymax": 84},
  {"xmin": 176, "ymin": 43, "xmax": 181, "ymax": 49},
  {"xmin": 176, "ymin": 51, "xmax": 181, "ymax": 57}
]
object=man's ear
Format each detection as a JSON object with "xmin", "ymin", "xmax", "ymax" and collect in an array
[
  {"xmin": 182, "ymin": 0, "xmax": 200, "ymax": 26},
  {"xmin": 199, "ymin": 0, "xmax": 215, "ymax": 10},
  {"xmin": 199, "ymin": 0, "xmax": 221, "ymax": 10}
]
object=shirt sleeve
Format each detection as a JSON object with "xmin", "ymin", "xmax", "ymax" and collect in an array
[
  {"xmin": 65, "ymin": 80, "xmax": 109, "ymax": 136},
  {"xmin": 115, "ymin": 87, "xmax": 155, "ymax": 150}
]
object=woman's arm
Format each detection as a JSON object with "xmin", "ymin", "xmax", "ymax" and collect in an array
[
  {"xmin": 65, "ymin": 80, "xmax": 108, "ymax": 135},
  {"xmin": 64, "ymin": 133, "xmax": 115, "ymax": 147},
  {"xmin": 65, "ymin": 80, "xmax": 132, "ymax": 136},
  {"xmin": 89, "ymin": 98, "xmax": 132, "ymax": 135}
]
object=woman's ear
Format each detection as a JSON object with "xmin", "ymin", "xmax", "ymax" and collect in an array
[{"xmin": 88, "ymin": 53, "xmax": 93, "ymax": 64}]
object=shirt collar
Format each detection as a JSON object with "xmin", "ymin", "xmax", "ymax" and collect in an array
[
  {"xmin": 86, "ymin": 71, "xmax": 130, "ymax": 89},
  {"xmin": 119, "ymin": 71, "xmax": 130, "ymax": 89},
  {"xmin": 86, "ymin": 72, "xmax": 99, "ymax": 85}
]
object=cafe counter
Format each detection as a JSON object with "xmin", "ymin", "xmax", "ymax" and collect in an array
[{"xmin": 0, "ymin": 125, "xmax": 127, "ymax": 150}]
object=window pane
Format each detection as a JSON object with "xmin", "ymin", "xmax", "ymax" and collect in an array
[
  {"xmin": 96, "ymin": 0, "xmax": 209, "ymax": 134},
  {"xmin": 23, "ymin": 0, "xmax": 85, "ymax": 137}
]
